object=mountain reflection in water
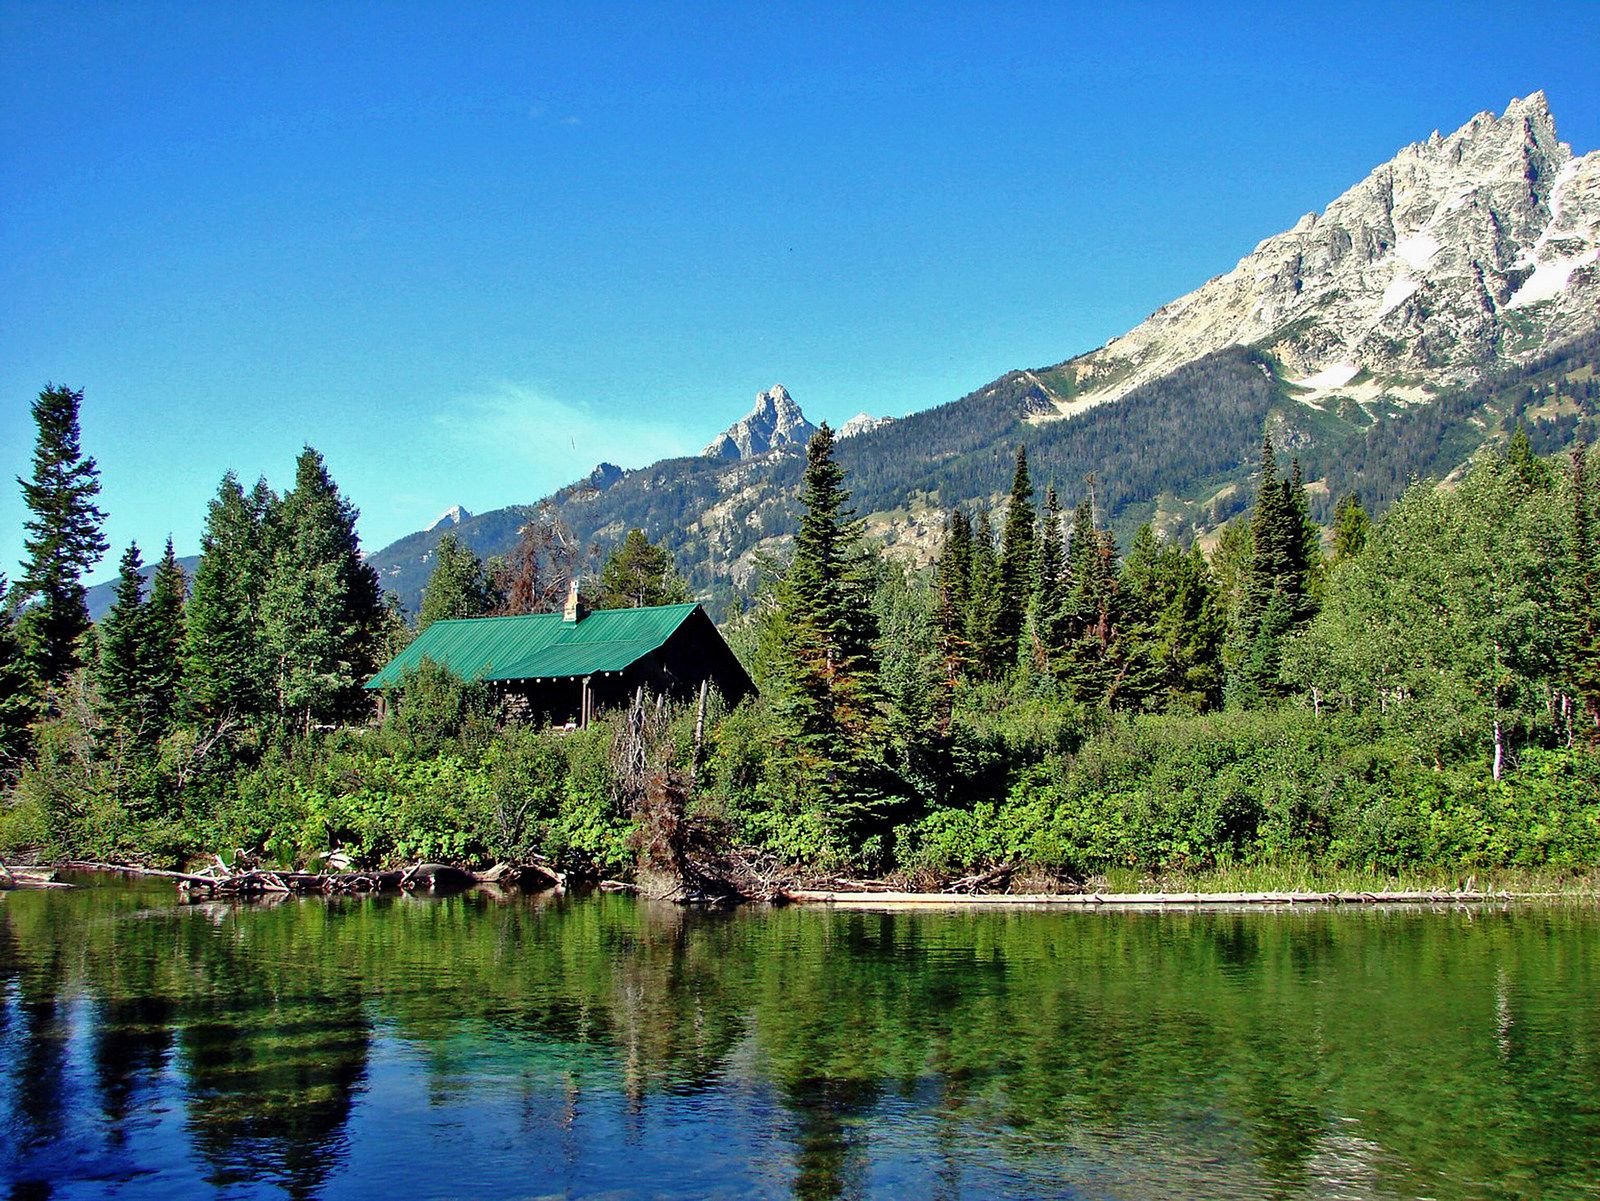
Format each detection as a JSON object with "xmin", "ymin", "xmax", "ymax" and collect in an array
[{"xmin": 2, "ymin": 879, "xmax": 1597, "ymax": 1200}]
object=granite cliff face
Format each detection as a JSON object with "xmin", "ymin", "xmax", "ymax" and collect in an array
[
  {"xmin": 702, "ymin": 385, "xmax": 819, "ymax": 459},
  {"xmin": 1042, "ymin": 92, "xmax": 1600, "ymax": 415}
]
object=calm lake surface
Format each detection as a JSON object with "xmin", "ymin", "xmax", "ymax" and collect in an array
[{"xmin": 2, "ymin": 879, "xmax": 1597, "ymax": 1200}]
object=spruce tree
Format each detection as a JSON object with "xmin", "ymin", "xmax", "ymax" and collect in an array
[
  {"xmin": 1331, "ymin": 493, "xmax": 1372, "ymax": 563},
  {"xmin": 144, "ymin": 538, "xmax": 187, "ymax": 737},
  {"xmin": 1229, "ymin": 434, "xmax": 1319, "ymax": 703},
  {"xmin": 185, "ymin": 473, "xmax": 273, "ymax": 723},
  {"xmin": 936, "ymin": 509, "xmax": 974, "ymax": 681},
  {"xmin": 594, "ymin": 529, "xmax": 690, "ymax": 610},
  {"xmin": 95, "ymin": 542, "xmax": 154, "ymax": 744},
  {"xmin": 259, "ymin": 448, "xmax": 384, "ymax": 734},
  {"xmin": 995, "ymin": 446, "xmax": 1036, "ymax": 663},
  {"xmin": 15, "ymin": 384, "xmax": 108, "ymax": 687},
  {"xmin": 419, "ymin": 533, "xmax": 505, "ymax": 629},
  {"xmin": 0, "ymin": 574, "xmax": 38, "ymax": 779},
  {"xmin": 1030, "ymin": 486, "xmax": 1066, "ymax": 673},
  {"xmin": 770, "ymin": 424, "xmax": 883, "ymax": 847},
  {"xmin": 1567, "ymin": 443, "xmax": 1600, "ymax": 737},
  {"xmin": 1057, "ymin": 486, "xmax": 1121, "ymax": 704},
  {"xmin": 964, "ymin": 511, "xmax": 1004, "ymax": 676},
  {"xmin": 1118, "ymin": 528, "xmax": 1224, "ymax": 713}
]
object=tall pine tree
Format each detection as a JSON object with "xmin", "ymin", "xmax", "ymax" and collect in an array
[
  {"xmin": 769, "ymin": 424, "xmax": 883, "ymax": 848},
  {"xmin": 995, "ymin": 446, "xmax": 1036, "ymax": 665},
  {"xmin": 185, "ymin": 473, "xmax": 274, "ymax": 723},
  {"xmin": 964, "ymin": 511, "xmax": 1004, "ymax": 676},
  {"xmin": 935, "ymin": 508, "xmax": 974, "ymax": 686},
  {"xmin": 260, "ymin": 448, "xmax": 384, "ymax": 734},
  {"xmin": 1029, "ymin": 486, "xmax": 1066, "ymax": 674},
  {"xmin": 145, "ymin": 538, "xmax": 187, "ymax": 737},
  {"xmin": 0, "ymin": 573, "xmax": 38, "ymax": 779},
  {"xmin": 15, "ymin": 384, "xmax": 108, "ymax": 688},
  {"xmin": 1228, "ymin": 433, "xmax": 1319, "ymax": 704},
  {"xmin": 95, "ymin": 543, "xmax": 155, "ymax": 745},
  {"xmin": 419, "ymin": 533, "xmax": 505, "ymax": 629},
  {"xmin": 1566, "ymin": 442, "xmax": 1600, "ymax": 738}
]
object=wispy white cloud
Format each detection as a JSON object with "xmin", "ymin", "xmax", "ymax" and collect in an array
[{"xmin": 441, "ymin": 382, "xmax": 697, "ymax": 483}]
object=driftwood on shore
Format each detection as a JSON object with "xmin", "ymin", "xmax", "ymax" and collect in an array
[
  {"xmin": 171, "ymin": 859, "xmax": 567, "ymax": 900},
  {"xmin": 0, "ymin": 860, "xmax": 73, "ymax": 890},
  {"xmin": 780, "ymin": 888, "xmax": 1529, "ymax": 908}
]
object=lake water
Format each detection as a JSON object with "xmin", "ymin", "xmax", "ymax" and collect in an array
[{"xmin": 2, "ymin": 878, "xmax": 1597, "ymax": 1200}]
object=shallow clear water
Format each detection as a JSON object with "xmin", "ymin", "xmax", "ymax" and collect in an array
[{"xmin": 1, "ymin": 878, "xmax": 1597, "ymax": 1200}]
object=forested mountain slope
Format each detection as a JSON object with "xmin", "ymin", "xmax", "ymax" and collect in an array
[{"xmin": 367, "ymin": 93, "xmax": 1600, "ymax": 618}]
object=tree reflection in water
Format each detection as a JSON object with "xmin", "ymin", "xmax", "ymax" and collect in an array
[{"xmin": 1, "ymin": 880, "xmax": 1597, "ymax": 1200}]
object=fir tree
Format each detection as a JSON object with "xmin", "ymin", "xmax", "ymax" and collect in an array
[
  {"xmin": 144, "ymin": 538, "xmax": 187, "ymax": 737},
  {"xmin": 995, "ymin": 446, "xmax": 1036, "ymax": 663},
  {"xmin": 1567, "ymin": 443, "xmax": 1600, "ymax": 738},
  {"xmin": 964, "ymin": 511, "xmax": 1004, "ymax": 676},
  {"xmin": 95, "ymin": 542, "xmax": 155, "ymax": 745},
  {"xmin": 0, "ymin": 574, "xmax": 38, "ymax": 779},
  {"xmin": 1229, "ymin": 434, "xmax": 1319, "ymax": 703},
  {"xmin": 1030, "ymin": 486, "xmax": 1066, "ymax": 673},
  {"xmin": 770, "ymin": 424, "xmax": 883, "ymax": 848},
  {"xmin": 1331, "ymin": 493, "xmax": 1372, "ymax": 563},
  {"xmin": 595, "ymin": 529, "xmax": 691, "ymax": 610},
  {"xmin": 1118, "ymin": 528, "xmax": 1224, "ymax": 712},
  {"xmin": 1056, "ymin": 485, "xmax": 1121, "ymax": 704},
  {"xmin": 15, "ymin": 384, "xmax": 108, "ymax": 687},
  {"xmin": 419, "ymin": 533, "xmax": 504, "ymax": 629},
  {"xmin": 185, "ymin": 473, "xmax": 273, "ymax": 723},
  {"xmin": 935, "ymin": 508, "xmax": 974, "ymax": 684},
  {"xmin": 260, "ymin": 448, "xmax": 384, "ymax": 734}
]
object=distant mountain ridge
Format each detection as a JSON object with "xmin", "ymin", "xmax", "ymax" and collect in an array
[{"xmin": 358, "ymin": 92, "xmax": 1600, "ymax": 619}]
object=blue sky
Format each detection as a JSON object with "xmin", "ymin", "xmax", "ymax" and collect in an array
[{"xmin": 4, "ymin": 1, "xmax": 1598, "ymax": 584}]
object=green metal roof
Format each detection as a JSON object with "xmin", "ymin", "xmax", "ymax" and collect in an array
[{"xmin": 365, "ymin": 603, "xmax": 702, "ymax": 689}]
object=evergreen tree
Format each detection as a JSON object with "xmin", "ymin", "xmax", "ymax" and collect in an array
[
  {"xmin": 185, "ymin": 473, "xmax": 273, "ymax": 723},
  {"xmin": 15, "ymin": 384, "xmax": 108, "ymax": 687},
  {"xmin": 0, "ymin": 574, "xmax": 38, "ymax": 779},
  {"xmin": 770, "ymin": 424, "xmax": 883, "ymax": 847},
  {"xmin": 1566, "ymin": 443, "xmax": 1600, "ymax": 738},
  {"xmin": 259, "ymin": 448, "xmax": 384, "ymax": 734},
  {"xmin": 95, "ymin": 542, "xmax": 155, "ymax": 744},
  {"xmin": 1331, "ymin": 493, "xmax": 1372, "ymax": 563},
  {"xmin": 964, "ymin": 511, "xmax": 1004, "ymax": 676},
  {"xmin": 1229, "ymin": 434, "xmax": 1319, "ymax": 704},
  {"xmin": 1054, "ymin": 485, "xmax": 1122, "ymax": 705},
  {"xmin": 935, "ymin": 508, "xmax": 973, "ymax": 685},
  {"xmin": 594, "ymin": 529, "xmax": 691, "ymax": 610},
  {"xmin": 1118, "ymin": 527, "xmax": 1224, "ymax": 712},
  {"xmin": 144, "ymin": 538, "xmax": 187, "ymax": 737},
  {"xmin": 1029, "ymin": 486, "xmax": 1066, "ymax": 673},
  {"xmin": 995, "ymin": 446, "xmax": 1036, "ymax": 663},
  {"xmin": 419, "ymin": 533, "xmax": 504, "ymax": 629}
]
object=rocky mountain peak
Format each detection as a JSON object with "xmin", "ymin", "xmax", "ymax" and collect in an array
[
  {"xmin": 426, "ymin": 504, "xmax": 471, "ymax": 531},
  {"xmin": 1043, "ymin": 92, "xmax": 1599, "ymax": 418},
  {"xmin": 703, "ymin": 385, "xmax": 819, "ymax": 460}
]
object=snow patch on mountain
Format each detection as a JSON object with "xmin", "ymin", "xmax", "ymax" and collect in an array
[{"xmin": 838, "ymin": 412, "xmax": 894, "ymax": 438}]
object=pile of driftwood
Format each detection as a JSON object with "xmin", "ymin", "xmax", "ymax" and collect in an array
[
  {"xmin": 0, "ymin": 860, "xmax": 72, "ymax": 890},
  {"xmin": 171, "ymin": 859, "xmax": 565, "ymax": 900}
]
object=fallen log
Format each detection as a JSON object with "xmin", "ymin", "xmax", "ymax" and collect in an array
[{"xmin": 779, "ymin": 888, "xmax": 1521, "ymax": 908}]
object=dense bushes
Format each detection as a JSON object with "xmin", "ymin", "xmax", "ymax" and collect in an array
[{"xmin": 895, "ymin": 710, "xmax": 1600, "ymax": 878}]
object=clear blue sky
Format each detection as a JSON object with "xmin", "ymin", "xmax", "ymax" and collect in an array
[{"xmin": 4, "ymin": 1, "xmax": 1598, "ymax": 585}]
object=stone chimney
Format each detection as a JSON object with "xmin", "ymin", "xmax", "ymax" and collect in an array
[{"xmin": 563, "ymin": 576, "xmax": 585, "ymax": 623}]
